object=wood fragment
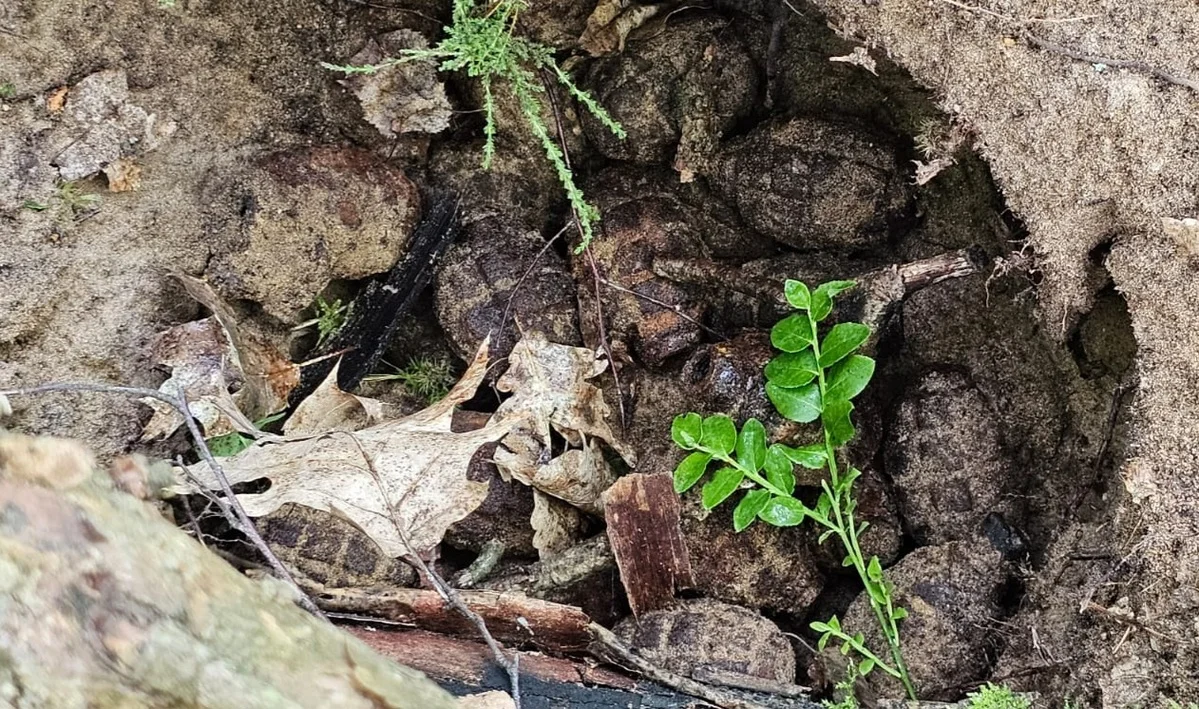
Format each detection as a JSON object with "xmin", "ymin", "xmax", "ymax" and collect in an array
[
  {"xmin": 312, "ymin": 587, "xmax": 594, "ymax": 652},
  {"xmin": 602, "ymin": 473, "xmax": 694, "ymax": 615}
]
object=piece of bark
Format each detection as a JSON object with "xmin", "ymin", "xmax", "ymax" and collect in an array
[
  {"xmin": 603, "ymin": 473, "xmax": 694, "ymax": 615},
  {"xmin": 349, "ymin": 628, "xmax": 635, "ymax": 689},
  {"xmin": 313, "ymin": 586, "xmax": 593, "ymax": 652},
  {"xmin": 0, "ymin": 432, "xmax": 457, "ymax": 708},
  {"xmin": 352, "ymin": 628, "xmax": 763, "ymax": 708}
]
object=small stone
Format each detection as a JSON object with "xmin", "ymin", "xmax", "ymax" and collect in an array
[
  {"xmin": 885, "ymin": 370, "xmax": 1014, "ymax": 545},
  {"xmin": 839, "ymin": 540, "xmax": 1008, "ymax": 700},
  {"xmin": 202, "ymin": 146, "xmax": 421, "ymax": 320}
]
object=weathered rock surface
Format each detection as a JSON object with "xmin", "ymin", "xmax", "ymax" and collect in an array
[
  {"xmin": 839, "ymin": 541, "xmax": 1008, "ymax": 700},
  {"xmin": 615, "ymin": 598, "xmax": 797, "ymax": 683},
  {"xmin": 884, "ymin": 370, "xmax": 1014, "ymax": 546},
  {"xmin": 434, "ymin": 216, "xmax": 580, "ymax": 365},
  {"xmin": 202, "ymin": 146, "xmax": 421, "ymax": 320},
  {"xmin": 576, "ymin": 181, "xmax": 709, "ymax": 366},
  {"xmin": 708, "ymin": 117, "xmax": 912, "ymax": 250},
  {"xmin": 582, "ymin": 16, "xmax": 758, "ymax": 173},
  {"xmin": 681, "ymin": 495, "xmax": 825, "ymax": 615}
]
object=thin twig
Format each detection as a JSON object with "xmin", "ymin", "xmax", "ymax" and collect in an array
[
  {"xmin": 935, "ymin": 0, "xmax": 1098, "ymax": 24},
  {"xmin": 934, "ymin": 0, "xmax": 1196, "ymax": 91},
  {"xmin": 1022, "ymin": 33, "xmax": 1199, "ymax": 92},
  {"xmin": 538, "ymin": 69, "xmax": 627, "ymax": 428},
  {"xmin": 0, "ymin": 382, "xmax": 325, "ymax": 619},
  {"xmin": 341, "ymin": 432, "xmax": 523, "ymax": 708}
]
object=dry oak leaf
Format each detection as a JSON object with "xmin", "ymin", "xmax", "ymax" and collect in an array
[
  {"xmin": 493, "ymin": 338, "xmax": 634, "ymax": 463},
  {"xmin": 178, "ymin": 342, "xmax": 507, "ymax": 556},
  {"xmin": 530, "ymin": 489, "xmax": 586, "ymax": 558},
  {"xmin": 491, "ymin": 338, "xmax": 631, "ymax": 525},
  {"xmin": 284, "ymin": 361, "xmax": 390, "ymax": 435},
  {"xmin": 579, "ymin": 0, "xmax": 662, "ymax": 56}
]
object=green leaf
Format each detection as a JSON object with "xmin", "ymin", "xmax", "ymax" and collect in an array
[
  {"xmin": 736, "ymin": 418, "xmax": 767, "ymax": 472},
  {"xmin": 810, "ymin": 621, "xmax": 831, "ymax": 633},
  {"xmin": 671, "ymin": 413, "xmax": 702, "ymax": 449},
  {"xmin": 767, "ymin": 382, "xmax": 822, "ymax": 423},
  {"xmin": 891, "ymin": 606, "xmax": 909, "ymax": 621},
  {"xmin": 763, "ymin": 446, "xmax": 796, "ymax": 496},
  {"xmin": 764, "ymin": 350, "xmax": 819, "ymax": 388},
  {"xmin": 206, "ymin": 431, "xmax": 253, "ymax": 458},
  {"xmin": 733, "ymin": 489, "xmax": 771, "ymax": 532},
  {"xmin": 673, "ymin": 452, "xmax": 712, "ymax": 493},
  {"xmin": 827, "ymin": 615, "xmax": 841, "ymax": 632},
  {"xmin": 867, "ymin": 556, "xmax": 884, "ymax": 582},
  {"xmin": 700, "ymin": 415, "xmax": 737, "ymax": 456},
  {"xmin": 842, "ymin": 554, "xmax": 855, "ymax": 567},
  {"xmin": 810, "ymin": 280, "xmax": 856, "ymax": 321},
  {"xmin": 784, "ymin": 280, "xmax": 811, "ymax": 310},
  {"xmin": 776, "ymin": 443, "xmax": 827, "ymax": 469},
  {"xmin": 701, "ymin": 467, "xmax": 744, "ymax": 509},
  {"xmin": 816, "ymin": 631, "xmax": 831, "ymax": 651},
  {"xmin": 840, "ymin": 641, "xmax": 851, "ymax": 655},
  {"xmin": 819, "ymin": 322, "xmax": 871, "ymax": 368},
  {"xmin": 758, "ymin": 496, "xmax": 807, "ymax": 526},
  {"xmin": 815, "ymin": 490, "xmax": 833, "ymax": 518},
  {"xmin": 823, "ymin": 399, "xmax": 855, "ymax": 447},
  {"xmin": 770, "ymin": 314, "xmax": 814, "ymax": 353},
  {"xmin": 858, "ymin": 657, "xmax": 876, "ymax": 676},
  {"xmin": 818, "ymin": 529, "xmax": 836, "ymax": 544},
  {"xmin": 825, "ymin": 355, "xmax": 875, "ymax": 401},
  {"xmin": 837, "ymin": 466, "xmax": 863, "ymax": 496}
]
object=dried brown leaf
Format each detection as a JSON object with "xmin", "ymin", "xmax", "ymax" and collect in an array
[
  {"xmin": 178, "ymin": 342, "xmax": 503, "ymax": 555},
  {"xmin": 103, "ymin": 158, "xmax": 141, "ymax": 192},
  {"xmin": 140, "ymin": 317, "xmax": 240, "ymax": 440},
  {"xmin": 175, "ymin": 274, "xmax": 299, "ymax": 419},
  {"xmin": 494, "ymin": 338, "xmax": 633, "ymax": 463},
  {"xmin": 579, "ymin": 0, "xmax": 661, "ymax": 56},
  {"xmin": 284, "ymin": 363, "xmax": 389, "ymax": 435},
  {"xmin": 494, "ymin": 439, "xmax": 616, "ymax": 515}
]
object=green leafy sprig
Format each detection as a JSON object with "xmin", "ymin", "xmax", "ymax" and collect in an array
[
  {"xmin": 671, "ymin": 279, "xmax": 916, "ymax": 699},
  {"xmin": 323, "ymin": 0, "xmax": 624, "ymax": 252}
]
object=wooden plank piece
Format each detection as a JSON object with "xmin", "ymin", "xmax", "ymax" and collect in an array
[{"xmin": 602, "ymin": 473, "xmax": 693, "ymax": 616}]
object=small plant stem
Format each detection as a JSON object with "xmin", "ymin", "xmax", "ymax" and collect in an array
[
  {"xmin": 823, "ymin": 627, "xmax": 899, "ymax": 679},
  {"xmin": 806, "ymin": 312, "xmax": 917, "ymax": 699},
  {"xmin": 712, "ymin": 451, "xmax": 790, "ymax": 499}
]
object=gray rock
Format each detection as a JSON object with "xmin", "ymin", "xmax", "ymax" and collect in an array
[{"xmin": 51, "ymin": 69, "xmax": 170, "ymax": 181}]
